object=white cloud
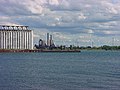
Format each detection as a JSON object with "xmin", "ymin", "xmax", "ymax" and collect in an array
[
  {"xmin": 0, "ymin": 0, "xmax": 120, "ymax": 46},
  {"xmin": 88, "ymin": 30, "xmax": 94, "ymax": 34},
  {"xmin": 49, "ymin": 0, "xmax": 59, "ymax": 6},
  {"xmin": 78, "ymin": 13, "xmax": 86, "ymax": 20},
  {"xmin": 102, "ymin": 30, "xmax": 120, "ymax": 35}
]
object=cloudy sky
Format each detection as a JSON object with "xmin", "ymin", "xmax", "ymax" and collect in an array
[{"xmin": 0, "ymin": 0, "xmax": 120, "ymax": 46}]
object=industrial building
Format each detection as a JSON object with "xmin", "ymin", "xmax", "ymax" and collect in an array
[
  {"xmin": 47, "ymin": 33, "xmax": 54, "ymax": 47},
  {"xmin": 0, "ymin": 25, "xmax": 33, "ymax": 50},
  {"xmin": 35, "ymin": 33, "xmax": 55, "ymax": 49}
]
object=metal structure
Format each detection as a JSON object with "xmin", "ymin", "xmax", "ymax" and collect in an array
[{"xmin": 0, "ymin": 25, "xmax": 33, "ymax": 49}]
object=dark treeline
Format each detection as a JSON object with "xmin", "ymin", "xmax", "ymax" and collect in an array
[
  {"xmin": 34, "ymin": 44, "xmax": 120, "ymax": 51},
  {"xmin": 49, "ymin": 45, "xmax": 120, "ymax": 51},
  {"xmin": 79, "ymin": 45, "xmax": 120, "ymax": 50}
]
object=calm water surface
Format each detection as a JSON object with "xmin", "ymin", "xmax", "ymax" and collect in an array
[{"xmin": 0, "ymin": 51, "xmax": 120, "ymax": 90}]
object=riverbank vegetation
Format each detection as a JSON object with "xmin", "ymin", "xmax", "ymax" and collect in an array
[
  {"xmin": 56, "ymin": 45, "xmax": 120, "ymax": 51},
  {"xmin": 78, "ymin": 45, "xmax": 120, "ymax": 50}
]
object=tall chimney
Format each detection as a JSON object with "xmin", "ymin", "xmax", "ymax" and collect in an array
[{"xmin": 47, "ymin": 33, "xmax": 50, "ymax": 46}]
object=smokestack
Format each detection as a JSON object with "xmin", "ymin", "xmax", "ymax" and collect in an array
[
  {"xmin": 50, "ymin": 35, "xmax": 52, "ymax": 41},
  {"xmin": 47, "ymin": 33, "xmax": 50, "ymax": 46},
  {"xmin": 50, "ymin": 35, "xmax": 52, "ymax": 46}
]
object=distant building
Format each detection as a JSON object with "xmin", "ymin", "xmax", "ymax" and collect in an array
[
  {"xmin": 0, "ymin": 25, "xmax": 33, "ymax": 49},
  {"xmin": 39, "ymin": 39, "xmax": 46, "ymax": 47}
]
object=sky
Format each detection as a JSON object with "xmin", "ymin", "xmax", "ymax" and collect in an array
[{"xmin": 0, "ymin": 0, "xmax": 120, "ymax": 46}]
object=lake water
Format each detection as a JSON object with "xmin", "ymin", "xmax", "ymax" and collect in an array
[{"xmin": 0, "ymin": 51, "xmax": 120, "ymax": 90}]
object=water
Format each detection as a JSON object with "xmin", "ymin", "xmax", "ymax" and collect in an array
[{"xmin": 0, "ymin": 51, "xmax": 120, "ymax": 90}]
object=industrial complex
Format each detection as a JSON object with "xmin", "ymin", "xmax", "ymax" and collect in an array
[
  {"xmin": 35, "ymin": 33, "xmax": 55, "ymax": 49},
  {"xmin": 0, "ymin": 25, "xmax": 33, "ymax": 50},
  {"xmin": 0, "ymin": 25, "xmax": 80, "ymax": 52}
]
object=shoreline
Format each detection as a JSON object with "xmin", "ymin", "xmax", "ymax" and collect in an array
[{"xmin": 0, "ymin": 49, "xmax": 80, "ymax": 53}]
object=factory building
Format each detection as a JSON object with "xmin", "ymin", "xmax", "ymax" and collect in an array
[{"xmin": 0, "ymin": 25, "xmax": 33, "ymax": 50}]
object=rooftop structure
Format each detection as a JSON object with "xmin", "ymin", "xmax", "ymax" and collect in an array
[{"xmin": 0, "ymin": 25, "xmax": 29, "ymax": 30}]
